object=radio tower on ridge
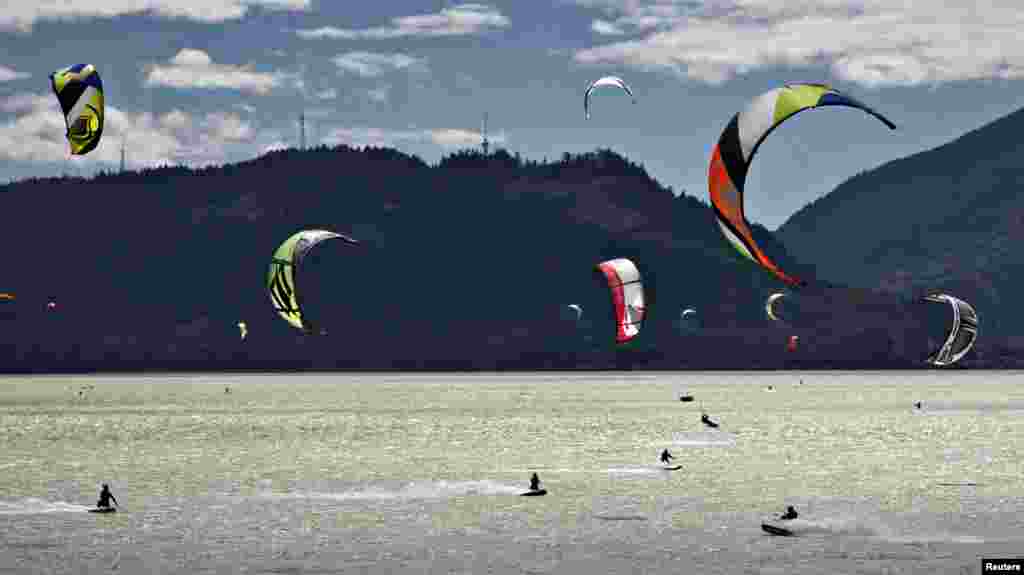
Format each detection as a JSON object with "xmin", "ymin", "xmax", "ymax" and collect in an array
[
  {"xmin": 481, "ymin": 112, "xmax": 489, "ymax": 155},
  {"xmin": 299, "ymin": 112, "xmax": 306, "ymax": 150},
  {"xmin": 120, "ymin": 138, "xmax": 126, "ymax": 172}
]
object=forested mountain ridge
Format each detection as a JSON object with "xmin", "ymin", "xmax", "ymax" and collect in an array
[{"xmin": 0, "ymin": 142, "xmax": 1007, "ymax": 371}]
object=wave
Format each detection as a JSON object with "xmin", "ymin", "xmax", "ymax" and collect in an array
[
  {"xmin": 0, "ymin": 498, "xmax": 92, "ymax": 515},
  {"xmin": 663, "ymin": 432, "xmax": 738, "ymax": 447},
  {"xmin": 763, "ymin": 517, "xmax": 889, "ymax": 537},
  {"xmin": 605, "ymin": 467, "xmax": 662, "ymax": 475},
  {"xmin": 0, "ymin": 460, "xmax": 32, "ymax": 470},
  {"xmin": 498, "ymin": 468, "xmax": 583, "ymax": 474},
  {"xmin": 259, "ymin": 480, "xmax": 524, "ymax": 501},
  {"xmin": 885, "ymin": 533, "xmax": 988, "ymax": 544}
]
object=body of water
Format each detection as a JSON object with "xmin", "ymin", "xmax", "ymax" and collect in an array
[{"xmin": 1, "ymin": 370, "xmax": 1022, "ymax": 574}]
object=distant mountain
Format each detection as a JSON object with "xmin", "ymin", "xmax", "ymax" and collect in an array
[
  {"xmin": 0, "ymin": 144, "xmax": 1000, "ymax": 372},
  {"xmin": 778, "ymin": 105, "xmax": 1024, "ymax": 362}
]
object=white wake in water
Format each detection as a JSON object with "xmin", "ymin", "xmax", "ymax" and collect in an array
[
  {"xmin": 259, "ymin": 480, "xmax": 524, "ymax": 502},
  {"xmin": 0, "ymin": 498, "xmax": 92, "ymax": 515},
  {"xmin": 605, "ymin": 467, "xmax": 661, "ymax": 475},
  {"xmin": 663, "ymin": 431, "xmax": 738, "ymax": 447},
  {"xmin": 762, "ymin": 517, "xmax": 892, "ymax": 537}
]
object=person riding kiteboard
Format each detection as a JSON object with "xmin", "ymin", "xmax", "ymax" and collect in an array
[
  {"xmin": 96, "ymin": 484, "xmax": 118, "ymax": 509},
  {"xmin": 529, "ymin": 473, "xmax": 541, "ymax": 492}
]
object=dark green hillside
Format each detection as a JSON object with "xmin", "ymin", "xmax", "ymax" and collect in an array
[{"xmin": 0, "ymin": 143, "xmax": 994, "ymax": 371}]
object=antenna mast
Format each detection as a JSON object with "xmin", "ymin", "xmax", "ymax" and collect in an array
[
  {"xmin": 299, "ymin": 111, "xmax": 306, "ymax": 150},
  {"xmin": 481, "ymin": 112, "xmax": 489, "ymax": 155},
  {"xmin": 120, "ymin": 138, "xmax": 126, "ymax": 172}
]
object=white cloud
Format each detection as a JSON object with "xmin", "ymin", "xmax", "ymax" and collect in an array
[
  {"xmin": 430, "ymin": 128, "xmax": 494, "ymax": 148},
  {"xmin": 0, "ymin": 0, "xmax": 310, "ymax": 32},
  {"xmin": 207, "ymin": 112, "xmax": 253, "ymax": 141},
  {"xmin": 0, "ymin": 93, "xmax": 41, "ymax": 113},
  {"xmin": 251, "ymin": 0, "xmax": 308, "ymax": 9},
  {"xmin": 321, "ymin": 125, "xmax": 506, "ymax": 151},
  {"xmin": 572, "ymin": 1, "xmax": 1024, "ymax": 87},
  {"xmin": 0, "ymin": 66, "xmax": 30, "ymax": 82},
  {"xmin": 592, "ymin": 19, "xmax": 626, "ymax": 35},
  {"xmin": 0, "ymin": 91, "xmax": 262, "ymax": 168},
  {"xmin": 262, "ymin": 140, "xmax": 289, "ymax": 153},
  {"xmin": 145, "ymin": 49, "xmax": 287, "ymax": 95},
  {"xmin": 296, "ymin": 3, "xmax": 509, "ymax": 39},
  {"xmin": 331, "ymin": 52, "xmax": 428, "ymax": 78}
]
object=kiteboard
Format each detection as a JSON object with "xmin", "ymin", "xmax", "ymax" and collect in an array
[
  {"xmin": 88, "ymin": 507, "xmax": 116, "ymax": 514},
  {"xmin": 761, "ymin": 523, "xmax": 794, "ymax": 537},
  {"xmin": 661, "ymin": 465, "xmax": 682, "ymax": 471},
  {"xmin": 520, "ymin": 489, "xmax": 547, "ymax": 497},
  {"xmin": 679, "ymin": 395, "xmax": 694, "ymax": 402}
]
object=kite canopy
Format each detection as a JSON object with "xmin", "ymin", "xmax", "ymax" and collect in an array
[
  {"xmin": 266, "ymin": 229, "xmax": 359, "ymax": 333},
  {"xmin": 596, "ymin": 258, "xmax": 645, "ymax": 344},
  {"xmin": 923, "ymin": 293, "xmax": 978, "ymax": 367},
  {"xmin": 708, "ymin": 83, "xmax": 896, "ymax": 287},
  {"xmin": 49, "ymin": 64, "xmax": 104, "ymax": 156},
  {"xmin": 676, "ymin": 307, "xmax": 699, "ymax": 333},
  {"xmin": 584, "ymin": 76, "xmax": 635, "ymax": 120},
  {"xmin": 567, "ymin": 304, "xmax": 583, "ymax": 321},
  {"xmin": 766, "ymin": 292, "xmax": 786, "ymax": 321}
]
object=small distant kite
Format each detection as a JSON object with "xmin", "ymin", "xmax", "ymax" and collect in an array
[
  {"xmin": 267, "ymin": 229, "xmax": 359, "ymax": 333},
  {"xmin": 584, "ymin": 76, "xmax": 635, "ymax": 120},
  {"xmin": 923, "ymin": 293, "xmax": 978, "ymax": 367},
  {"xmin": 596, "ymin": 258, "xmax": 645, "ymax": 344}
]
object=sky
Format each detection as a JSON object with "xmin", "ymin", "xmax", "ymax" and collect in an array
[{"xmin": 2, "ymin": 1, "xmax": 1024, "ymax": 229}]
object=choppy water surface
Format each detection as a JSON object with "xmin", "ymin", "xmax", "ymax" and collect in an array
[{"xmin": 1, "ymin": 371, "xmax": 1022, "ymax": 574}]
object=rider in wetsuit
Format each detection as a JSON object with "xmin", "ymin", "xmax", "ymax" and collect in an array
[
  {"xmin": 529, "ymin": 473, "xmax": 541, "ymax": 492},
  {"xmin": 96, "ymin": 484, "xmax": 118, "ymax": 509},
  {"xmin": 779, "ymin": 505, "xmax": 798, "ymax": 521},
  {"xmin": 660, "ymin": 449, "xmax": 674, "ymax": 464}
]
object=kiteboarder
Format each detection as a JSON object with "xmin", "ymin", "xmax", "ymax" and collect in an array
[
  {"xmin": 660, "ymin": 449, "xmax": 674, "ymax": 464},
  {"xmin": 96, "ymin": 484, "xmax": 118, "ymax": 509},
  {"xmin": 529, "ymin": 473, "xmax": 541, "ymax": 492},
  {"xmin": 701, "ymin": 413, "xmax": 719, "ymax": 428},
  {"xmin": 914, "ymin": 401, "xmax": 922, "ymax": 409},
  {"xmin": 778, "ymin": 505, "xmax": 798, "ymax": 521}
]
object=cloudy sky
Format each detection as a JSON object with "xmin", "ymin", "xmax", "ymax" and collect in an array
[{"xmin": 2, "ymin": 1, "xmax": 1023, "ymax": 228}]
